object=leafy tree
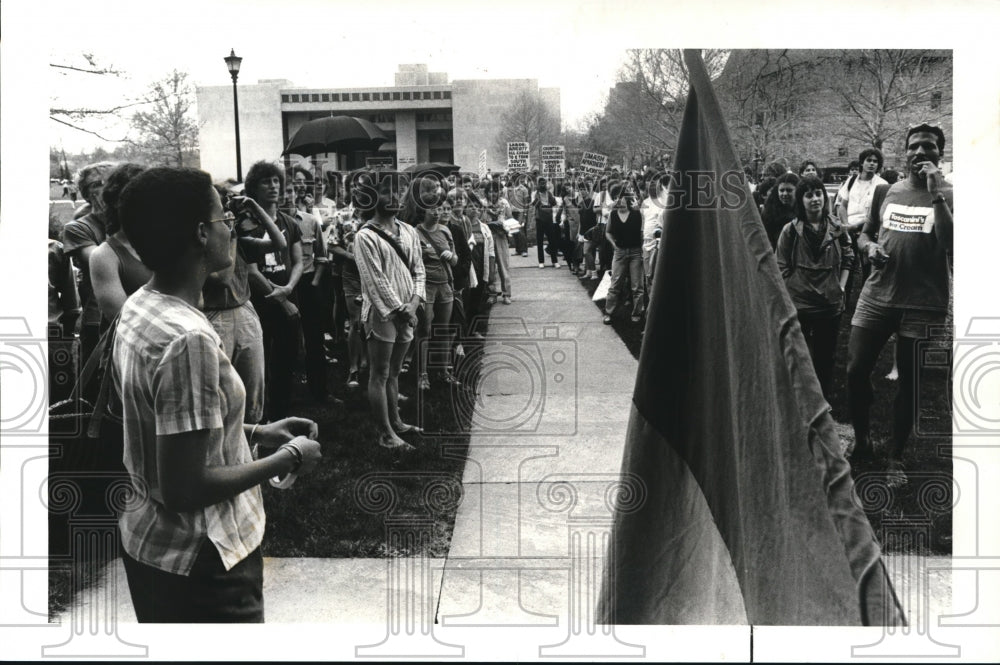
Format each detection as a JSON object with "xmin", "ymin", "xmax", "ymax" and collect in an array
[{"xmin": 131, "ymin": 70, "xmax": 200, "ymax": 167}]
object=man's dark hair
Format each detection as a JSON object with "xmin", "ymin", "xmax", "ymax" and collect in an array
[
  {"xmin": 792, "ymin": 175, "xmax": 828, "ymax": 222},
  {"xmin": 101, "ymin": 163, "xmax": 146, "ymax": 236},
  {"xmin": 847, "ymin": 160, "xmax": 860, "ymax": 170},
  {"xmin": 290, "ymin": 165, "xmax": 313, "ymax": 183},
  {"xmin": 857, "ymin": 147, "xmax": 884, "ymax": 172},
  {"xmin": 881, "ymin": 168, "xmax": 901, "ymax": 185},
  {"xmin": 244, "ymin": 161, "xmax": 285, "ymax": 201},
  {"xmin": 119, "ymin": 167, "xmax": 215, "ymax": 272},
  {"xmin": 906, "ymin": 123, "xmax": 946, "ymax": 151}
]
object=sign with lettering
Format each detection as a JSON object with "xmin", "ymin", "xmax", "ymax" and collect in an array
[
  {"xmin": 365, "ymin": 156, "xmax": 395, "ymax": 169},
  {"xmin": 580, "ymin": 151, "xmax": 608, "ymax": 175},
  {"xmin": 540, "ymin": 145, "xmax": 565, "ymax": 178},
  {"xmin": 507, "ymin": 142, "xmax": 530, "ymax": 170},
  {"xmin": 478, "ymin": 149, "xmax": 488, "ymax": 179}
]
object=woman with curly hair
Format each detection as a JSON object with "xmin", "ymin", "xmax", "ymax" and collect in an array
[{"xmin": 760, "ymin": 172, "xmax": 800, "ymax": 250}]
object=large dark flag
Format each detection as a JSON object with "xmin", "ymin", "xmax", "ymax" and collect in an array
[{"xmin": 595, "ymin": 50, "xmax": 904, "ymax": 625}]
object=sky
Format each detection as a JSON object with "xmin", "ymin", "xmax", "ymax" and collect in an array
[{"xmin": 45, "ymin": 0, "xmax": 633, "ymax": 153}]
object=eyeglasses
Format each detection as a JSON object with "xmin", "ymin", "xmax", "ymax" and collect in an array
[{"xmin": 207, "ymin": 212, "xmax": 236, "ymax": 232}]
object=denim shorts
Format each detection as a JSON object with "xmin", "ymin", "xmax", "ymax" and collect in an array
[
  {"xmin": 851, "ymin": 297, "xmax": 946, "ymax": 339},
  {"xmin": 366, "ymin": 311, "xmax": 415, "ymax": 344}
]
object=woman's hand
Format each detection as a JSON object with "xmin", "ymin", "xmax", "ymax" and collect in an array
[
  {"xmin": 256, "ymin": 417, "xmax": 319, "ymax": 449},
  {"xmin": 284, "ymin": 435, "xmax": 322, "ymax": 475}
]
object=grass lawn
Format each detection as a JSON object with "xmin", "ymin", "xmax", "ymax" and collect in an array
[
  {"xmin": 48, "ymin": 304, "xmax": 490, "ymax": 617},
  {"xmin": 579, "ymin": 263, "xmax": 952, "ymax": 555}
]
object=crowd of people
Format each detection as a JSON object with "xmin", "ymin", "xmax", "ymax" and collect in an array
[{"xmin": 45, "ymin": 120, "xmax": 951, "ymax": 621}]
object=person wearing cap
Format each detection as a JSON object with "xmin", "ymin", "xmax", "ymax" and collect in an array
[{"xmin": 846, "ymin": 123, "xmax": 953, "ymax": 486}]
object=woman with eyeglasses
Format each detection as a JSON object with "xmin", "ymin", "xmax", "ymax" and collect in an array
[{"xmin": 113, "ymin": 167, "xmax": 322, "ymax": 622}]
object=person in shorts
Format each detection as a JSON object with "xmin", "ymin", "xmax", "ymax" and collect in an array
[
  {"xmin": 846, "ymin": 124, "xmax": 953, "ymax": 485},
  {"xmin": 354, "ymin": 171, "xmax": 426, "ymax": 450}
]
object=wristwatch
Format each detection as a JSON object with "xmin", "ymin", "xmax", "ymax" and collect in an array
[{"xmin": 932, "ymin": 194, "xmax": 947, "ymax": 205}]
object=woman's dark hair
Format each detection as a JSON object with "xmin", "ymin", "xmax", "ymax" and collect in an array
[
  {"xmin": 608, "ymin": 182, "xmax": 624, "ymax": 200},
  {"xmin": 857, "ymin": 147, "xmax": 884, "ymax": 172},
  {"xmin": 763, "ymin": 160, "xmax": 788, "ymax": 179},
  {"xmin": 101, "ymin": 163, "xmax": 146, "ymax": 236},
  {"xmin": 797, "ymin": 160, "xmax": 822, "ymax": 180},
  {"xmin": 761, "ymin": 173, "xmax": 800, "ymax": 217},
  {"xmin": 244, "ymin": 161, "xmax": 285, "ymax": 199},
  {"xmin": 119, "ymin": 167, "xmax": 215, "ymax": 272},
  {"xmin": 290, "ymin": 165, "xmax": 313, "ymax": 183},
  {"xmin": 881, "ymin": 168, "xmax": 901, "ymax": 185},
  {"xmin": 793, "ymin": 175, "xmax": 828, "ymax": 221},
  {"xmin": 412, "ymin": 190, "xmax": 447, "ymax": 224}
]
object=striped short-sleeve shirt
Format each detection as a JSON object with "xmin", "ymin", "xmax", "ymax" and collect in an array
[{"xmin": 113, "ymin": 286, "xmax": 265, "ymax": 575}]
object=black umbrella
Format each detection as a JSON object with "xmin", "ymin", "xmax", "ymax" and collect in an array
[
  {"xmin": 403, "ymin": 162, "xmax": 461, "ymax": 178},
  {"xmin": 283, "ymin": 116, "xmax": 389, "ymax": 157}
]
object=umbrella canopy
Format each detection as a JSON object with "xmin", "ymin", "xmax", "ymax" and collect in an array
[
  {"xmin": 283, "ymin": 116, "xmax": 390, "ymax": 157},
  {"xmin": 403, "ymin": 162, "xmax": 461, "ymax": 178}
]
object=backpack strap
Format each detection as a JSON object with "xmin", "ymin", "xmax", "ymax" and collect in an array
[{"xmin": 363, "ymin": 221, "xmax": 415, "ymax": 278}]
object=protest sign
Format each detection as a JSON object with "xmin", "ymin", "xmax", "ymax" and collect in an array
[
  {"xmin": 478, "ymin": 149, "xmax": 488, "ymax": 178},
  {"xmin": 540, "ymin": 145, "xmax": 565, "ymax": 178},
  {"xmin": 365, "ymin": 156, "xmax": 395, "ymax": 169},
  {"xmin": 580, "ymin": 151, "xmax": 608, "ymax": 174},
  {"xmin": 507, "ymin": 142, "xmax": 530, "ymax": 170}
]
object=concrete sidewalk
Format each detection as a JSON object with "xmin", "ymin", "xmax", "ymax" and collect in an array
[{"xmin": 56, "ymin": 252, "xmax": 952, "ymax": 635}]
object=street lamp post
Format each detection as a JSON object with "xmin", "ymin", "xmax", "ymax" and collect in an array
[{"xmin": 224, "ymin": 48, "xmax": 243, "ymax": 182}]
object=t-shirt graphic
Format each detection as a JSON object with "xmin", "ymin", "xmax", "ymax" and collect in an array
[{"xmin": 882, "ymin": 203, "xmax": 935, "ymax": 234}]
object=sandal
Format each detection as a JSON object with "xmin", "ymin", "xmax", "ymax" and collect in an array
[
  {"xmin": 393, "ymin": 423, "xmax": 424, "ymax": 435},
  {"xmin": 379, "ymin": 436, "xmax": 416, "ymax": 452},
  {"xmin": 418, "ymin": 373, "xmax": 431, "ymax": 391}
]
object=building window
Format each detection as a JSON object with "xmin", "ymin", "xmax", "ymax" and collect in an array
[
  {"xmin": 402, "ymin": 91, "xmax": 411, "ymax": 100},
  {"xmin": 310, "ymin": 94, "xmax": 318, "ymax": 102},
  {"xmin": 754, "ymin": 111, "xmax": 765, "ymax": 127},
  {"xmin": 351, "ymin": 93, "xmax": 360, "ymax": 101},
  {"xmin": 393, "ymin": 92, "xmax": 401, "ymax": 100},
  {"xmin": 931, "ymin": 91, "xmax": 943, "ymax": 110},
  {"xmin": 321, "ymin": 93, "xmax": 330, "ymax": 102},
  {"xmin": 433, "ymin": 90, "xmax": 442, "ymax": 99},
  {"xmin": 291, "ymin": 94, "xmax": 300, "ymax": 103},
  {"xmin": 443, "ymin": 91, "xmax": 451, "ymax": 99},
  {"xmin": 281, "ymin": 95, "xmax": 290, "ymax": 103},
  {"xmin": 838, "ymin": 146, "xmax": 848, "ymax": 157},
  {"xmin": 422, "ymin": 91, "xmax": 432, "ymax": 100}
]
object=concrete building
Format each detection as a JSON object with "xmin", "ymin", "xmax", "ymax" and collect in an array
[{"xmin": 196, "ymin": 64, "xmax": 560, "ymax": 180}]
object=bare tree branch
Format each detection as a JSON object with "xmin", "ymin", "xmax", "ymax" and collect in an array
[{"xmin": 50, "ymin": 116, "xmax": 132, "ymax": 143}]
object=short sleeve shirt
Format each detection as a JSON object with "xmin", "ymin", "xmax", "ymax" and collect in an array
[
  {"xmin": 114, "ymin": 287, "xmax": 264, "ymax": 575},
  {"xmin": 62, "ymin": 214, "xmax": 106, "ymax": 326},
  {"xmin": 858, "ymin": 180, "xmax": 953, "ymax": 312},
  {"xmin": 254, "ymin": 210, "xmax": 302, "ymax": 287}
]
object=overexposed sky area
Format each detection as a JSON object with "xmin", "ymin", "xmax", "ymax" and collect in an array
[{"xmin": 47, "ymin": 0, "xmax": 635, "ymax": 152}]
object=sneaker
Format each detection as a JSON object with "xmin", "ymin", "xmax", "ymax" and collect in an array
[
  {"xmin": 631, "ymin": 314, "xmax": 642, "ymax": 323},
  {"xmin": 418, "ymin": 373, "xmax": 430, "ymax": 391},
  {"xmin": 347, "ymin": 371, "xmax": 360, "ymax": 388},
  {"xmin": 522, "ymin": 252, "xmax": 529, "ymax": 257},
  {"xmin": 487, "ymin": 295, "xmax": 498, "ymax": 305},
  {"xmin": 553, "ymin": 262, "xmax": 561, "ymax": 269},
  {"xmin": 442, "ymin": 368, "xmax": 462, "ymax": 385},
  {"xmin": 603, "ymin": 314, "xmax": 613, "ymax": 325},
  {"xmin": 539, "ymin": 263, "xmax": 546, "ymax": 269},
  {"xmin": 454, "ymin": 343, "xmax": 466, "ymax": 358},
  {"xmin": 501, "ymin": 296, "xmax": 511, "ymax": 305},
  {"xmin": 590, "ymin": 272, "xmax": 600, "ymax": 281}
]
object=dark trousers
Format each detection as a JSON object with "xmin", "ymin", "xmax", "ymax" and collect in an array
[
  {"xmin": 512, "ymin": 212, "xmax": 528, "ymax": 255},
  {"xmin": 847, "ymin": 326, "xmax": 919, "ymax": 459},
  {"xmin": 122, "ymin": 542, "xmax": 264, "ymax": 623},
  {"xmin": 535, "ymin": 220, "xmax": 561, "ymax": 264},
  {"xmin": 798, "ymin": 312, "xmax": 841, "ymax": 402},
  {"xmin": 296, "ymin": 276, "xmax": 327, "ymax": 399},
  {"xmin": 257, "ymin": 298, "xmax": 300, "ymax": 421}
]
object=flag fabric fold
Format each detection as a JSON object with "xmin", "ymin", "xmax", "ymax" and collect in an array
[{"xmin": 595, "ymin": 50, "xmax": 904, "ymax": 626}]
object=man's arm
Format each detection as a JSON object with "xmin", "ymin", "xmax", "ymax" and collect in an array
[{"xmin": 89, "ymin": 243, "xmax": 130, "ymax": 320}]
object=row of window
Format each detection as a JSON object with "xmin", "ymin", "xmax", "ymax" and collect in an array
[
  {"xmin": 282, "ymin": 90, "xmax": 452, "ymax": 104},
  {"xmin": 416, "ymin": 112, "xmax": 452, "ymax": 122}
]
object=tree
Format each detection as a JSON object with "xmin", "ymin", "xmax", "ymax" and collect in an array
[
  {"xmin": 822, "ymin": 50, "xmax": 952, "ymax": 150},
  {"xmin": 131, "ymin": 70, "xmax": 200, "ymax": 167},
  {"xmin": 49, "ymin": 53, "xmax": 144, "ymax": 143},
  {"xmin": 493, "ymin": 91, "xmax": 561, "ymax": 168},
  {"xmin": 587, "ymin": 49, "xmax": 729, "ymax": 169},
  {"xmin": 715, "ymin": 49, "xmax": 817, "ymax": 171}
]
